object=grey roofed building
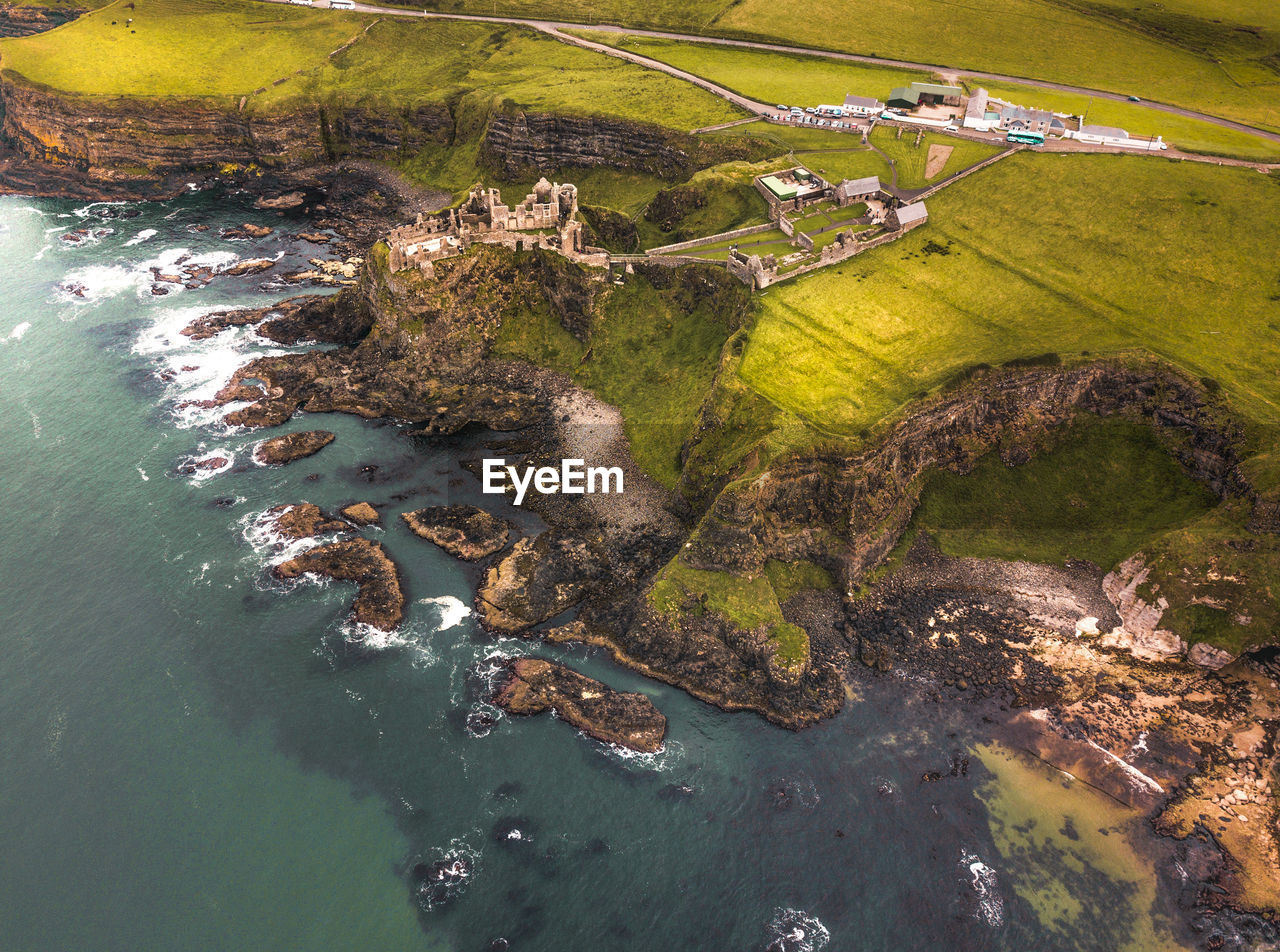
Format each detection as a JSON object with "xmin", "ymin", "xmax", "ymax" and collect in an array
[
  {"xmin": 1000, "ymin": 105, "xmax": 1053, "ymax": 125},
  {"xmin": 1080, "ymin": 123, "xmax": 1129, "ymax": 139},
  {"xmin": 892, "ymin": 202, "xmax": 929, "ymax": 228},
  {"xmin": 965, "ymin": 88, "xmax": 988, "ymax": 119},
  {"xmin": 843, "ymin": 93, "xmax": 883, "ymax": 112},
  {"xmin": 834, "ymin": 176, "xmax": 880, "ymax": 202}
]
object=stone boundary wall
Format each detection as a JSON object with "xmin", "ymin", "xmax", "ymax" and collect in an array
[
  {"xmin": 646, "ymin": 222, "xmax": 776, "ymax": 255},
  {"xmin": 777, "ymin": 215, "xmax": 795, "ymax": 238}
]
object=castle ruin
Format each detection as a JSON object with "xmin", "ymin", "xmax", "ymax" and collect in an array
[{"xmin": 386, "ymin": 178, "xmax": 610, "ymax": 276}]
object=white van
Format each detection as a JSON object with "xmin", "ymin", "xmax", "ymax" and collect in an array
[{"xmin": 330, "ymin": 0, "xmax": 355, "ymax": 7}]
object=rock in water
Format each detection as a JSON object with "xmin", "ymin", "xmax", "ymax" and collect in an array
[
  {"xmin": 341, "ymin": 501, "xmax": 380, "ymax": 526},
  {"xmin": 273, "ymin": 538, "xmax": 405, "ymax": 631},
  {"xmin": 254, "ymin": 430, "xmax": 335, "ymax": 466},
  {"xmin": 493, "ymin": 657, "xmax": 666, "ymax": 752},
  {"xmin": 266, "ymin": 503, "xmax": 348, "ymax": 540},
  {"xmin": 402, "ymin": 505, "xmax": 511, "ymax": 561}
]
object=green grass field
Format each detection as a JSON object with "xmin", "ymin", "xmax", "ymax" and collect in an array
[
  {"xmin": 868, "ymin": 127, "xmax": 1004, "ymax": 189},
  {"xmin": 573, "ymin": 32, "xmax": 927, "ymax": 108},
  {"xmin": 972, "ymin": 81, "xmax": 1280, "ymax": 161},
  {"xmin": 0, "ymin": 0, "xmax": 741, "ymax": 131},
  {"xmin": 402, "ymin": 0, "xmax": 1280, "ymax": 133},
  {"xmin": 740, "ymin": 153, "xmax": 1280, "ymax": 438},
  {"xmin": 909, "ymin": 417, "xmax": 1216, "ymax": 569}
]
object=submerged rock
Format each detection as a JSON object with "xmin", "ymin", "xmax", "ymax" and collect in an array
[
  {"xmin": 273, "ymin": 538, "xmax": 405, "ymax": 631},
  {"xmin": 493, "ymin": 657, "xmax": 666, "ymax": 753},
  {"xmin": 254, "ymin": 429, "xmax": 335, "ymax": 466},
  {"xmin": 402, "ymin": 505, "xmax": 511, "ymax": 561}
]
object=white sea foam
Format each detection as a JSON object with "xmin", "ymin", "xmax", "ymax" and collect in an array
[
  {"xmin": 764, "ymin": 908, "xmax": 831, "ymax": 952},
  {"xmin": 133, "ymin": 303, "xmax": 293, "ymax": 430},
  {"xmin": 960, "ymin": 849, "xmax": 1004, "ymax": 927},
  {"xmin": 72, "ymin": 200, "xmax": 131, "ymax": 218},
  {"xmin": 418, "ymin": 595, "xmax": 473, "ymax": 632},
  {"xmin": 8, "ymin": 321, "xmax": 30, "ymax": 340},
  {"xmin": 33, "ymin": 244, "xmax": 51, "ymax": 261},
  {"xmin": 58, "ymin": 246, "xmax": 240, "ymax": 303},
  {"xmin": 180, "ymin": 449, "xmax": 234, "ymax": 483},
  {"xmin": 124, "ymin": 228, "xmax": 158, "ymax": 247},
  {"xmin": 137, "ymin": 467, "xmax": 149, "ymax": 482}
]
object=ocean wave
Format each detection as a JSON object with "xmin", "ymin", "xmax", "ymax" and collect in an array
[
  {"xmin": 411, "ymin": 838, "xmax": 480, "ymax": 912},
  {"xmin": 8, "ymin": 321, "xmax": 31, "ymax": 341},
  {"xmin": 58, "ymin": 246, "xmax": 240, "ymax": 303},
  {"xmin": 764, "ymin": 908, "xmax": 831, "ymax": 952},
  {"xmin": 418, "ymin": 595, "xmax": 473, "ymax": 632},
  {"xmin": 960, "ymin": 849, "xmax": 1004, "ymax": 927},
  {"xmin": 124, "ymin": 228, "xmax": 158, "ymax": 247},
  {"xmin": 72, "ymin": 199, "xmax": 132, "ymax": 218},
  {"xmin": 176, "ymin": 448, "xmax": 234, "ymax": 483},
  {"xmin": 133, "ymin": 303, "xmax": 291, "ymax": 430}
]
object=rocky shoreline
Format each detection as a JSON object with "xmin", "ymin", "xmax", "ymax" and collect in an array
[{"xmin": 183, "ymin": 190, "xmax": 1278, "ymax": 938}]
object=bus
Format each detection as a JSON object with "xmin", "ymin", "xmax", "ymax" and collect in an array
[{"xmin": 1005, "ymin": 130, "xmax": 1045, "ymax": 145}]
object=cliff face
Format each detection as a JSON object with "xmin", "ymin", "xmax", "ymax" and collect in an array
[
  {"xmin": 0, "ymin": 3, "xmax": 85, "ymax": 37},
  {"xmin": 681, "ymin": 362, "xmax": 1247, "ymax": 585},
  {"xmin": 481, "ymin": 111, "xmax": 766, "ymax": 180},
  {"xmin": 0, "ymin": 77, "xmax": 451, "ymax": 188}
]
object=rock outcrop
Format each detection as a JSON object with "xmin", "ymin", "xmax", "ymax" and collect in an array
[
  {"xmin": 0, "ymin": 3, "xmax": 86, "ymax": 37},
  {"xmin": 402, "ymin": 504, "xmax": 511, "ymax": 561},
  {"xmin": 254, "ymin": 429, "xmax": 335, "ymax": 466},
  {"xmin": 266, "ymin": 502, "xmax": 350, "ymax": 540},
  {"xmin": 341, "ymin": 502, "xmax": 380, "ymax": 526},
  {"xmin": 493, "ymin": 656, "xmax": 667, "ymax": 752},
  {"xmin": 273, "ymin": 538, "xmax": 405, "ymax": 631}
]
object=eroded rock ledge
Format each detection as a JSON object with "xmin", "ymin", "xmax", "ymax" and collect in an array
[
  {"xmin": 402, "ymin": 505, "xmax": 511, "ymax": 561},
  {"xmin": 273, "ymin": 538, "xmax": 405, "ymax": 631},
  {"xmin": 254, "ymin": 429, "xmax": 335, "ymax": 466},
  {"xmin": 493, "ymin": 656, "xmax": 667, "ymax": 753}
]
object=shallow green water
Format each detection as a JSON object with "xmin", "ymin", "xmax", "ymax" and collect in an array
[{"xmin": 0, "ymin": 194, "xmax": 1186, "ymax": 952}]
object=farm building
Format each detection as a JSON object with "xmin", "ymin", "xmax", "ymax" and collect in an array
[
  {"xmin": 834, "ymin": 176, "xmax": 881, "ymax": 205},
  {"xmin": 887, "ymin": 86, "xmax": 921, "ymax": 110},
  {"xmin": 887, "ymin": 81, "xmax": 963, "ymax": 110},
  {"xmin": 843, "ymin": 93, "xmax": 884, "ymax": 115},
  {"xmin": 998, "ymin": 105, "xmax": 1065, "ymax": 136},
  {"xmin": 889, "ymin": 202, "xmax": 929, "ymax": 231},
  {"xmin": 963, "ymin": 88, "xmax": 998, "ymax": 130}
]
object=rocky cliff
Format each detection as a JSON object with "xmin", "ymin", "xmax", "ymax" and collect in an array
[
  {"xmin": 481, "ymin": 110, "xmax": 767, "ymax": 180},
  {"xmin": 681, "ymin": 361, "xmax": 1246, "ymax": 586},
  {"xmin": 0, "ymin": 77, "xmax": 451, "ymax": 193},
  {"xmin": 0, "ymin": 2, "xmax": 85, "ymax": 37}
]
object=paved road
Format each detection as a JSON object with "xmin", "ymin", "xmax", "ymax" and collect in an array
[{"xmin": 263, "ymin": 0, "xmax": 1280, "ymax": 167}]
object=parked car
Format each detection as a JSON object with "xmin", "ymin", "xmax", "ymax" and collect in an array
[
  {"xmin": 776, "ymin": 105, "xmax": 787, "ymax": 111},
  {"xmin": 1128, "ymin": 95, "xmax": 1141, "ymax": 102},
  {"xmin": 805, "ymin": 107, "xmax": 816, "ymax": 114}
]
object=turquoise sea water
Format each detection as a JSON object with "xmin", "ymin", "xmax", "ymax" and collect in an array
[{"xmin": 0, "ymin": 193, "xmax": 1188, "ymax": 952}]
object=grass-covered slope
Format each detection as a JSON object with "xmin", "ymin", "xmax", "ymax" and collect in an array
[
  {"xmin": 740, "ymin": 153, "xmax": 1280, "ymax": 439},
  {"xmin": 0, "ymin": 0, "xmax": 741, "ymax": 129}
]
